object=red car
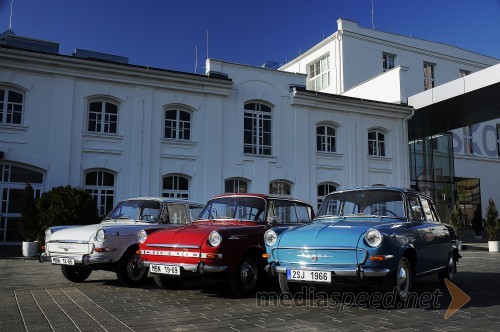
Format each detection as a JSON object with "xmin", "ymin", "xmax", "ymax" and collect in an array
[{"xmin": 138, "ymin": 193, "xmax": 314, "ymax": 296}]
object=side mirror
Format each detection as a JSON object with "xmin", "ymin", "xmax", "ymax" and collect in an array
[
  {"xmin": 268, "ymin": 216, "xmax": 278, "ymax": 226},
  {"xmin": 412, "ymin": 206, "xmax": 423, "ymax": 221}
]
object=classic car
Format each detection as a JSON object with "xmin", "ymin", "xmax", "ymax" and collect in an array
[
  {"xmin": 264, "ymin": 187, "xmax": 460, "ymax": 301},
  {"xmin": 39, "ymin": 197, "xmax": 204, "ymax": 287},
  {"xmin": 138, "ymin": 193, "xmax": 314, "ymax": 296}
]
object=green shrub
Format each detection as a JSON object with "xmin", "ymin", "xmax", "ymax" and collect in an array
[
  {"xmin": 449, "ymin": 203, "xmax": 463, "ymax": 238},
  {"xmin": 36, "ymin": 186, "xmax": 99, "ymax": 242},
  {"xmin": 485, "ymin": 199, "xmax": 499, "ymax": 241}
]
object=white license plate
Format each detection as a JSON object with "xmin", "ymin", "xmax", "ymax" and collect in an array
[
  {"xmin": 51, "ymin": 257, "xmax": 75, "ymax": 265},
  {"xmin": 287, "ymin": 269, "xmax": 331, "ymax": 283},
  {"xmin": 150, "ymin": 264, "xmax": 181, "ymax": 275}
]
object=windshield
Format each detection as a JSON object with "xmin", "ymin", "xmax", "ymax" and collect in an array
[
  {"xmin": 105, "ymin": 200, "xmax": 162, "ymax": 223},
  {"xmin": 197, "ymin": 196, "xmax": 266, "ymax": 221},
  {"xmin": 317, "ymin": 189, "xmax": 406, "ymax": 219}
]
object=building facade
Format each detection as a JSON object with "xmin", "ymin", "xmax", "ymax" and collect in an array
[{"xmin": 0, "ymin": 40, "xmax": 412, "ymax": 243}]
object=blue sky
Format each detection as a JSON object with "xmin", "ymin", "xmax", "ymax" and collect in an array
[{"xmin": 1, "ymin": 0, "xmax": 499, "ymax": 73}]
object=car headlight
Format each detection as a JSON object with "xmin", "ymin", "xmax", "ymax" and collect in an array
[
  {"xmin": 95, "ymin": 228, "xmax": 107, "ymax": 242},
  {"xmin": 45, "ymin": 228, "xmax": 53, "ymax": 242},
  {"xmin": 208, "ymin": 231, "xmax": 222, "ymax": 247},
  {"xmin": 138, "ymin": 230, "xmax": 148, "ymax": 244},
  {"xmin": 264, "ymin": 229, "xmax": 277, "ymax": 246},
  {"xmin": 365, "ymin": 229, "xmax": 383, "ymax": 247}
]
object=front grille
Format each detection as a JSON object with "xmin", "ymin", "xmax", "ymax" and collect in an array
[
  {"xmin": 275, "ymin": 247, "xmax": 367, "ymax": 265},
  {"xmin": 47, "ymin": 242, "xmax": 92, "ymax": 255}
]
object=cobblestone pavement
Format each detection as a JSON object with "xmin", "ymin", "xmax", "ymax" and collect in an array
[{"xmin": 1, "ymin": 250, "xmax": 499, "ymax": 331}]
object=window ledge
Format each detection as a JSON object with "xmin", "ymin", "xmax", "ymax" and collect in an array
[
  {"xmin": 243, "ymin": 153, "xmax": 278, "ymax": 162},
  {"xmin": 82, "ymin": 132, "xmax": 123, "ymax": 140},
  {"xmin": 0, "ymin": 124, "xmax": 28, "ymax": 133},
  {"xmin": 316, "ymin": 151, "xmax": 343, "ymax": 158},
  {"xmin": 368, "ymin": 155, "xmax": 392, "ymax": 161},
  {"xmin": 161, "ymin": 139, "xmax": 197, "ymax": 147}
]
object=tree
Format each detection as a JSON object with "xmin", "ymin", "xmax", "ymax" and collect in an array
[
  {"xmin": 19, "ymin": 183, "xmax": 39, "ymax": 242},
  {"xmin": 471, "ymin": 206, "xmax": 483, "ymax": 236},
  {"xmin": 36, "ymin": 186, "xmax": 99, "ymax": 242},
  {"xmin": 449, "ymin": 203, "xmax": 463, "ymax": 239},
  {"xmin": 485, "ymin": 199, "xmax": 499, "ymax": 241}
]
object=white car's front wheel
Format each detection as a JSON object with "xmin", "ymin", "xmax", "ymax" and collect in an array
[
  {"xmin": 116, "ymin": 250, "xmax": 148, "ymax": 287},
  {"xmin": 61, "ymin": 265, "xmax": 92, "ymax": 283}
]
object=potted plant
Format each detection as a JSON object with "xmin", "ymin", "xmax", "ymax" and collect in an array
[
  {"xmin": 485, "ymin": 198, "xmax": 500, "ymax": 252},
  {"xmin": 471, "ymin": 206, "xmax": 483, "ymax": 239},
  {"xmin": 20, "ymin": 183, "xmax": 40, "ymax": 257},
  {"xmin": 449, "ymin": 203, "xmax": 463, "ymax": 249}
]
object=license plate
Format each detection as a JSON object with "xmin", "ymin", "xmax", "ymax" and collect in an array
[
  {"xmin": 150, "ymin": 264, "xmax": 181, "ymax": 275},
  {"xmin": 51, "ymin": 257, "xmax": 75, "ymax": 265},
  {"xmin": 287, "ymin": 269, "xmax": 331, "ymax": 283}
]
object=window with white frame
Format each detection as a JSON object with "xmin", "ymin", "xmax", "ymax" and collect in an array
[
  {"xmin": 225, "ymin": 178, "xmax": 249, "ymax": 193},
  {"xmin": 368, "ymin": 130, "xmax": 386, "ymax": 157},
  {"xmin": 84, "ymin": 170, "xmax": 115, "ymax": 217},
  {"xmin": 87, "ymin": 100, "xmax": 118, "ymax": 134},
  {"xmin": 244, "ymin": 102, "xmax": 272, "ymax": 155},
  {"xmin": 497, "ymin": 124, "xmax": 500, "ymax": 157},
  {"xmin": 162, "ymin": 174, "xmax": 190, "ymax": 199},
  {"xmin": 464, "ymin": 126, "xmax": 473, "ymax": 154},
  {"xmin": 316, "ymin": 124, "xmax": 336, "ymax": 153},
  {"xmin": 164, "ymin": 108, "xmax": 191, "ymax": 140},
  {"xmin": 269, "ymin": 180, "xmax": 291, "ymax": 196},
  {"xmin": 0, "ymin": 87, "xmax": 24, "ymax": 125},
  {"xmin": 309, "ymin": 54, "xmax": 330, "ymax": 91},
  {"xmin": 317, "ymin": 183, "xmax": 337, "ymax": 210},
  {"xmin": 423, "ymin": 62, "xmax": 435, "ymax": 90},
  {"xmin": 383, "ymin": 53, "xmax": 395, "ymax": 72}
]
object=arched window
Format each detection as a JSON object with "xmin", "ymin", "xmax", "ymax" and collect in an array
[
  {"xmin": 0, "ymin": 162, "xmax": 44, "ymax": 242},
  {"xmin": 162, "ymin": 174, "xmax": 190, "ymax": 199},
  {"xmin": 225, "ymin": 178, "xmax": 249, "ymax": 193},
  {"xmin": 269, "ymin": 180, "xmax": 292, "ymax": 196},
  {"xmin": 317, "ymin": 182, "xmax": 337, "ymax": 210},
  {"xmin": 87, "ymin": 99, "xmax": 119, "ymax": 134},
  {"xmin": 368, "ymin": 130, "xmax": 386, "ymax": 157},
  {"xmin": 316, "ymin": 124, "xmax": 336, "ymax": 152},
  {"xmin": 84, "ymin": 170, "xmax": 115, "ymax": 217},
  {"xmin": 164, "ymin": 108, "xmax": 191, "ymax": 140},
  {"xmin": 244, "ymin": 101, "xmax": 272, "ymax": 155},
  {"xmin": 0, "ymin": 86, "xmax": 24, "ymax": 125}
]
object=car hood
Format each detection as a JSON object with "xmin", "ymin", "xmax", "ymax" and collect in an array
[
  {"xmin": 146, "ymin": 219, "xmax": 256, "ymax": 247},
  {"xmin": 277, "ymin": 219, "xmax": 388, "ymax": 248},
  {"xmin": 48, "ymin": 220, "xmax": 154, "ymax": 242}
]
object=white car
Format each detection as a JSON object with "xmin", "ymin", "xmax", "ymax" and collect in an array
[{"xmin": 39, "ymin": 197, "xmax": 204, "ymax": 287}]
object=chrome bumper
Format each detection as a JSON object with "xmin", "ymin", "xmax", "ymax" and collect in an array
[
  {"xmin": 266, "ymin": 262, "xmax": 390, "ymax": 279},
  {"xmin": 38, "ymin": 252, "xmax": 112, "ymax": 265},
  {"xmin": 142, "ymin": 260, "xmax": 228, "ymax": 274}
]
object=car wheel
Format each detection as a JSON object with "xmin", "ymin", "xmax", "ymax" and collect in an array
[
  {"xmin": 61, "ymin": 265, "xmax": 92, "ymax": 283},
  {"xmin": 116, "ymin": 251, "xmax": 149, "ymax": 287},
  {"xmin": 153, "ymin": 274, "xmax": 183, "ymax": 289},
  {"xmin": 438, "ymin": 253, "xmax": 456, "ymax": 282},
  {"xmin": 278, "ymin": 273, "xmax": 305, "ymax": 296},
  {"xmin": 382, "ymin": 257, "xmax": 411, "ymax": 302},
  {"xmin": 228, "ymin": 256, "xmax": 259, "ymax": 297}
]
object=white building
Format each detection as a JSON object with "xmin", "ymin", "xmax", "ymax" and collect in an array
[
  {"xmin": 280, "ymin": 18, "xmax": 500, "ymax": 224},
  {"xmin": 0, "ymin": 32, "xmax": 412, "ymax": 244}
]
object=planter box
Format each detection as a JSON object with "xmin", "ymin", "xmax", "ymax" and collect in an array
[
  {"xmin": 488, "ymin": 241, "xmax": 500, "ymax": 252},
  {"xmin": 22, "ymin": 241, "xmax": 38, "ymax": 257}
]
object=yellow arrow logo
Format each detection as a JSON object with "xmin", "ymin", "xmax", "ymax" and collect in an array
[{"xmin": 444, "ymin": 278, "xmax": 471, "ymax": 319}]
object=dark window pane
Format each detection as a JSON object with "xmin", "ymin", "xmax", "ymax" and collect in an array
[
  {"xmin": 244, "ymin": 103, "xmax": 256, "ymax": 111},
  {"xmin": 105, "ymin": 102, "xmax": 117, "ymax": 114},
  {"xmin": 89, "ymin": 102, "xmax": 102, "ymax": 112},
  {"xmin": 165, "ymin": 110, "xmax": 176, "ymax": 119},
  {"xmin": 8, "ymin": 91, "xmax": 23, "ymax": 103},
  {"xmin": 179, "ymin": 111, "xmax": 190, "ymax": 121},
  {"xmin": 10, "ymin": 166, "xmax": 43, "ymax": 184},
  {"xmin": 178, "ymin": 176, "xmax": 188, "ymax": 190},
  {"xmin": 86, "ymin": 172, "xmax": 97, "ymax": 186},
  {"xmin": 103, "ymin": 172, "xmax": 114, "ymax": 186}
]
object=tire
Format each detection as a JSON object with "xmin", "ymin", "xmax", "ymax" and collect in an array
[
  {"xmin": 438, "ymin": 253, "xmax": 456, "ymax": 282},
  {"xmin": 382, "ymin": 257, "xmax": 411, "ymax": 302},
  {"xmin": 61, "ymin": 265, "xmax": 92, "ymax": 283},
  {"xmin": 278, "ymin": 272, "xmax": 305, "ymax": 296},
  {"xmin": 227, "ymin": 256, "xmax": 259, "ymax": 297},
  {"xmin": 153, "ymin": 274, "xmax": 183, "ymax": 289},
  {"xmin": 116, "ymin": 251, "xmax": 149, "ymax": 287}
]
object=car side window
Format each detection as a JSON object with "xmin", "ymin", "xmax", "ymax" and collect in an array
[
  {"xmin": 167, "ymin": 204, "xmax": 189, "ymax": 224},
  {"xmin": 420, "ymin": 197, "xmax": 439, "ymax": 222},
  {"xmin": 408, "ymin": 195, "xmax": 425, "ymax": 221}
]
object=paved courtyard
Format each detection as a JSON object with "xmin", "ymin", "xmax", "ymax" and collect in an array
[{"xmin": 0, "ymin": 250, "xmax": 499, "ymax": 331}]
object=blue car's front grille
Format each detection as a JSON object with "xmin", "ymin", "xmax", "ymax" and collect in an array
[{"xmin": 273, "ymin": 246, "xmax": 367, "ymax": 265}]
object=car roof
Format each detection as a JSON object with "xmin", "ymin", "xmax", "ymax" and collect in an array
[
  {"xmin": 329, "ymin": 186, "xmax": 433, "ymax": 200},
  {"xmin": 121, "ymin": 197, "xmax": 204, "ymax": 207},
  {"xmin": 209, "ymin": 193, "xmax": 311, "ymax": 206}
]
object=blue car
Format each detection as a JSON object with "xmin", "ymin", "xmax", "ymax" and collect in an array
[{"xmin": 264, "ymin": 187, "xmax": 459, "ymax": 301}]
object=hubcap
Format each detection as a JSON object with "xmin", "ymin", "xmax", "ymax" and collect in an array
[
  {"xmin": 448, "ymin": 256, "xmax": 455, "ymax": 278},
  {"xmin": 396, "ymin": 261, "xmax": 409, "ymax": 299},
  {"xmin": 240, "ymin": 259, "xmax": 257, "ymax": 290},
  {"xmin": 127, "ymin": 255, "xmax": 145, "ymax": 281}
]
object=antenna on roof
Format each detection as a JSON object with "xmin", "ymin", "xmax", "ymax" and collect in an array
[
  {"xmin": 206, "ymin": 30, "xmax": 209, "ymax": 61},
  {"xmin": 195, "ymin": 45, "xmax": 198, "ymax": 74},
  {"xmin": 9, "ymin": 0, "xmax": 14, "ymax": 32},
  {"xmin": 371, "ymin": 0, "xmax": 375, "ymax": 30}
]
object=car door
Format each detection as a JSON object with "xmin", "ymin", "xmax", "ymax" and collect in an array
[
  {"xmin": 408, "ymin": 194, "xmax": 439, "ymax": 273},
  {"xmin": 420, "ymin": 196, "xmax": 450, "ymax": 266}
]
